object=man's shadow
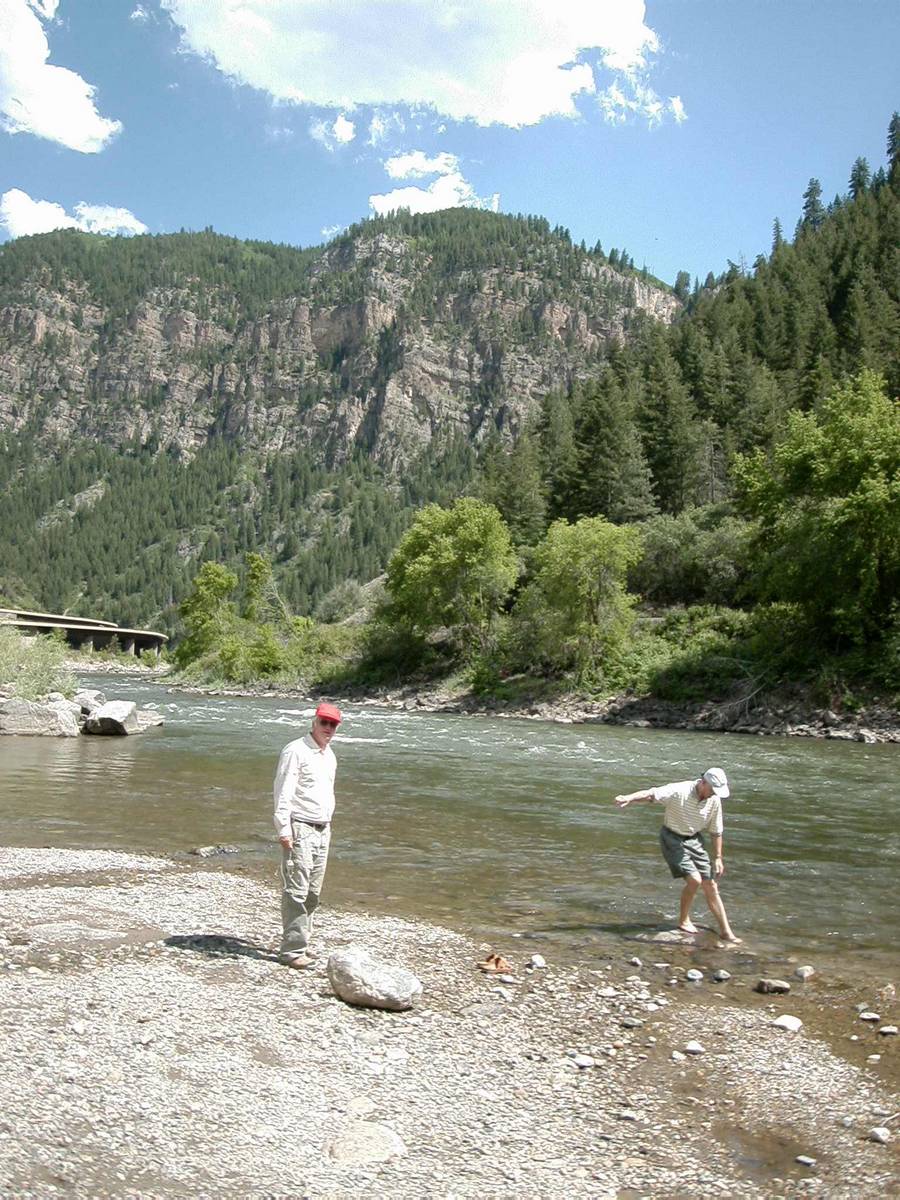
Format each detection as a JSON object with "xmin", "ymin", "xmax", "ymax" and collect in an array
[{"xmin": 163, "ymin": 934, "xmax": 279, "ymax": 962}]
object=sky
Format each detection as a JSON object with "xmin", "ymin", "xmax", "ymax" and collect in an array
[{"xmin": 0, "ymin": 0, "xmax": 897, "ymax": 285}]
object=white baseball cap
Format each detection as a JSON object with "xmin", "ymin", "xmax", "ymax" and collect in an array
[{"xmin": 702, "ymin": 768, "xmax": 730, "ymax": 798}]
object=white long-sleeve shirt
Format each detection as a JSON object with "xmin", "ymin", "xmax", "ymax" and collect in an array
[{"xmin": 273, "ymin": 734, "xmax": 337, "ymax": 838}]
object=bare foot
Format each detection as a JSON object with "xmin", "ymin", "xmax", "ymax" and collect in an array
[
  {"xmin": 718, "ymin": 934, "xmax": 743, "ymax": 946},
  {"xmin": 678, "ymin": 921, "xmax": 698, "ymax": 934}
]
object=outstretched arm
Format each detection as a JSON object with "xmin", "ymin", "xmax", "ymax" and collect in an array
[{"xmin": 615, "ymin": 789, "xmax": 655, "ymax": 809}]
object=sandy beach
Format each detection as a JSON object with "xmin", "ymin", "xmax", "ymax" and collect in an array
[{"xmin": 1, "ymin": 847, "xmax": 897, "ymax": 1198}]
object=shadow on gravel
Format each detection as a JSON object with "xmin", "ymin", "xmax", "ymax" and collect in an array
[{"xmin": 163, "ymin": 934, "xmax": 278, "ymax": 962}]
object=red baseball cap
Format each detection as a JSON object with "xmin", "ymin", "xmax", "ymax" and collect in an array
[{"xmin": 315, "ymin": 702, "xmax": 342, "ymax": 724}]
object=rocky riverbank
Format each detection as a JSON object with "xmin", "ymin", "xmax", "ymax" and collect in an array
[
  {"xmin": 172, "ymin": 678, "xmax": 900, "ymax": 744},
  {"xmin": 1, "ymin": 848, "xmax": 896, "ymax": 1198}
]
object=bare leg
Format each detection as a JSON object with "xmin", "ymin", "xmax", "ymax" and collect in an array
[
  {"xmin": 700, "ymin": 879, "xmax": 741, "ymax": 943},
  {"xmin": 678, "ymin": 874, "xmax": 701, "ymax": 932}
]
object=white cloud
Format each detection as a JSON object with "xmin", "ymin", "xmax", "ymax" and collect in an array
[
  {"xmin": 367, "ymin": 110, "xmax": 405, "ymax": 147},
  {"xmin": 129, "ymin": 5, "xmax": 152, "ymax": 22},
  {"xmin": 309, "ymin": 112, "xmax": 356, "ymax": 151},
  {"xmin": 598, "ymin": 74, "xmax": 682, "ymax": 126},
  {"xmin": 0, "ymin": 188, "xmax": 147, "ymax": 239},
  {"xmin": 370, "ymin": 151, "xmax": 498, "ymax": 217},
  {"xmin": 0, "ymin": 0, "xmax": 122, "ymax": 152},
  {"xmin": 160, "ymin": 0, "xmax": 668, "ymax": 129},
  {"xmin": 320, "ymin": 223, "xmax": 346, "ymax": 240},
  {"xmin": 384, "ymin": 150, "xmax": 461, "ymax": 180}
]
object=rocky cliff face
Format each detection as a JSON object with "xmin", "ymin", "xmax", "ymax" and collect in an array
[{"xmin": 0, "ymin": 225, "xmax": 680, "ymax": 471}]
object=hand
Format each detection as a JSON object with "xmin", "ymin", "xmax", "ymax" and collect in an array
[
  {"xmin": 279, "ymin": 835, "xmax": 293, "ymax": 850},
  {"xmin": 615, "ymin": 795, "xmax": 630, "ymax": 808},
  {"xmin": 714, "ymin": 856, "xmax": 725, "ymax": 879}
]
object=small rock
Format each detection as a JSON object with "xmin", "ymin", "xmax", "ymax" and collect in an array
[
  {"xmin": 189, "ymin": 844, "xmax": 240, "ymax": 857},
  {"xmin": 621, "ymin": 1017, "xmax": 643, "ymax": 1029},
  {"xmin": 867, "ymin": 1054, "xmax": 881, "ymax": 1064},
  {"xmin": 572, "ymin": 1054, "xmax": 595, "ymax": 1069},
  {"xmin": 772, "ymin": 1015, "xmax": 803, "ymax": 1033},
  {"xmin": 685, "ymin": 969, "xmax": 704, "ymax": 982},
  {"xmin": 878, "ymin": 1025, "xmax": 898, "ymax": 1036},
  {"xmin": 794, "ymin": 965, "xmax": 815, "ymax": 980},
  {"xmin": 527, "ymin": 954, "xmax": 546, "ymax": 969},
  {"xmin": 868, "ymin": 1127, "xmax": 891, "ymax": 1144},
  {"xmin": 495, "ymin": 973, "xmax": 516, "ymax": 984},
  {"xmin": 346, "ymin": 1096, "xmax": 377, "ymax": 1117},
  {"xmin": 671, "ymin": 1050, "xmax": 686, "ymax": 1062},
  {"xmin": 712, "ymin": 969, "xmax": 731, "ymax": 982},
  {"xmin": 755, "ymin": 978, "xmax": 791, "ymax": 994},
  {"xmin": 630, "ymin": 957, "xmax": 642, "ymax": 967},
  {"xmin": 490, "ymin": 986, "xmax": 513, "ymax": 1002},
  {"xmin": 327, "ymin": 1121, "xmax": 407, "ymax": 1164},
  {"xmin": 795, "ymin": 1155, "xmax": 816, "ymax": 1167},
  {"xmin": 684, "ymin": 1041, "xmax": 705, "ymax": 1055},
  {"xmin": 617, "ymin": 1109, "xmax": 640, "ymax": 1122},
  {"xmin": 859, "ymin": 1011, "xmax": 880, "ymax": 1022}
]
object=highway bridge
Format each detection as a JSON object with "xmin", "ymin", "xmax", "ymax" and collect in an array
[{"xmin": 0, "ymin": 608, "xmax": 168, "ymax": 659}]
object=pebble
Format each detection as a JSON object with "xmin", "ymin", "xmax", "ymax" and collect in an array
[
  {"xmin": 621, "ymin": 1017, "xmax": 643, "ymax": 1029},
  {"xmin": 684, "ymin": 1041, "xmax": 705, "ymax": 1055},
  {"xmin": 685, "ymin": 969, "xmax": 703, "ymax": 982},
  {"xmin": 772, "ymin": 1015, "xmax": 803, "ymax": 1033},
  {"xmin": 527, "ymin": 954, "xmax": 546, "ymax": 970},
  {"xmin": 572, "ymin": 1054, "xmax": 596, "ymax": 1069},
  {"xmin": 712, "ymin": 969, "xmax": 731, "ymax": 982},
  {"xmin": 878, "ymin": 1025, "xmax": 897, "ymax": 1036},
  {"xmin": 795, "ymin": 965, "xmax": 815, "ymax": 980},
  {"xmin": 867, "ymin": 1055, "xmax": 881, "ymax": 1064},
  {"xmin": 490, "ymin": 986, "xmax": 512, "ymax": 1001},
  {"xmin": 630, "ymin": 957, "xmax": 642, "ymax": 967},
  {"xmin": 868, "ymin": 1128, "xmax": 891, "ymax": 1144},
  {"xmin": 796, "ymin": 1155, "xmax": 817, "ymax": 1167},
  {"xmin": 859, "ymin": 1012, "xmax": 880, "ymax": 1022},
  {"xmin": 671, "ymin": 1050, "xmax": 686, "ymax": 1062}
]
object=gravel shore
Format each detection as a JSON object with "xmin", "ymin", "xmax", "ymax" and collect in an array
[{"xmin": 1, "ymin": 848, "xmax": 896, "ymax": 1199}]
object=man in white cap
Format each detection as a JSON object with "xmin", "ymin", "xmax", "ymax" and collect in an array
[
  {"xmin": 273, "ymin": 701, "xmax": 342, "ymax": 968},
  {"xmin": 615, "ymin": 768, "xmax": 741, "ymax": 944}
]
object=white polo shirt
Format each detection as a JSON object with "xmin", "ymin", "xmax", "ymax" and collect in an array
[
  {"xmin": 273, "ymin": 734, "xmax": 337, "ymax": 838},
  {"xmin": 652, "ymin": 779, "xmax": 723, "ymax": 837}
]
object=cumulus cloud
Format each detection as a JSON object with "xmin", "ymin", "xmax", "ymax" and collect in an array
[
  {"xmin": 384, "ymin": 150, "xmax": 459, "ymax": 180},
  {"xmin": 369, "ymin": 151, "xmax": 498, "ymax": 217},
  {"xmin": 160, "ymin": 0, "xmax": 670, "ymax": 129},
  {"xmin": 309, "ymin": 112, "xmax": 356, "ymax": 151},
  {"xmin": 0, "ymin": 0, "xmax": 122, "ymax": 152},
  {"xmin": 0, "ymin": 188, "xmax": 148, "ymax": 239}
]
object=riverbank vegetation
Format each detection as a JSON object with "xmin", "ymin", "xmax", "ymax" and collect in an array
[{"xmin": 0, "ymin": 628, "xmax": 74, "ymax": 700}]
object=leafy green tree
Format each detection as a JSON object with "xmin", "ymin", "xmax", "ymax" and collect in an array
[
  {"xmin": 176, "ymin": 561, "xmax": 238, "ymax": 665},
  {"xmin": 849, "ymin": 156, "xmax": 871, "ymax": 199},
  {"xmin": 733, "ymin": 370, "xmax": 900, "ymax": 644},
  {"xmin": 512, "ymin": 517, "xmax": 642, "ymax": 682},
  {"xmin": 383, "ymin": 497, "xmax": 518, "ymax": 652}
]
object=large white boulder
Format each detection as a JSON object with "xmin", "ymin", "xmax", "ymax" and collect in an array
[
  {"xmin": 327, "ymin": 945, "xmax": 423, "ymax": 1011},
  {"xmin": 0, "ymin": 698, "xmax": 80, "ymax": 737},
  {"xmin": 83, "ymin": 700, "xmax": 139, "ymax": 735}
]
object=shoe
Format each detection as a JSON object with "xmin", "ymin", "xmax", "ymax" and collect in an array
[{"xmin": 282, "ymin": 953, "xmax": 315, "ymax": 969}]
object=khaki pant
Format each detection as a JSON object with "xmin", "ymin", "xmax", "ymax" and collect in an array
[{"xmin": 280, "ymin": 819, "xmax": 331, "ymax": 959}]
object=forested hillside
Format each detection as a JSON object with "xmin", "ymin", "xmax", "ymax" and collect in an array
[{"xmin": 0, "ymin": 210, "xmax": 675, "ymax": 628}]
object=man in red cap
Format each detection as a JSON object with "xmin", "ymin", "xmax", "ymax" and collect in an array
[{"xmin": 273, "ymin": 701, "xmax": 342, "ymax": 967}]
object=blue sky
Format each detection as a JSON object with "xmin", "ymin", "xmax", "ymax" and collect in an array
[{"xmin": 0, "ymin": 0, "xmax": 897, "ymax": 284}]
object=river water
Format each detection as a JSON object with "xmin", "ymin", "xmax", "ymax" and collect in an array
[{"xmin": 2, "ymin": 676, "xmax": 898, "ymax": 980}]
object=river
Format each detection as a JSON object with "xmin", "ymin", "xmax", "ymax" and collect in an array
[{"xmin": 2, "ymin": 676, "xmax": 898, "ymax": 981}]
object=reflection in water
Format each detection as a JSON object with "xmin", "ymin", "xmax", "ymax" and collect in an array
[{"xmin": 1, "ymin": 675, "xmax": 898, "ymax": 977}]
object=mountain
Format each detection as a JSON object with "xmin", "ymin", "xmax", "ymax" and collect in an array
[
  {"xmin": 0, "ymin": 211, "xmax": 677, "ymax": 471},
  {"xmin": 0, "ymin": 211, "xmax": 678, "ymax": 625}
]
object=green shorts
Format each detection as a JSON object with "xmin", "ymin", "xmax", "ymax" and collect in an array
[{"xmin": 660, "ymin": 825, "xmax": 711, "ymax": 880}]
